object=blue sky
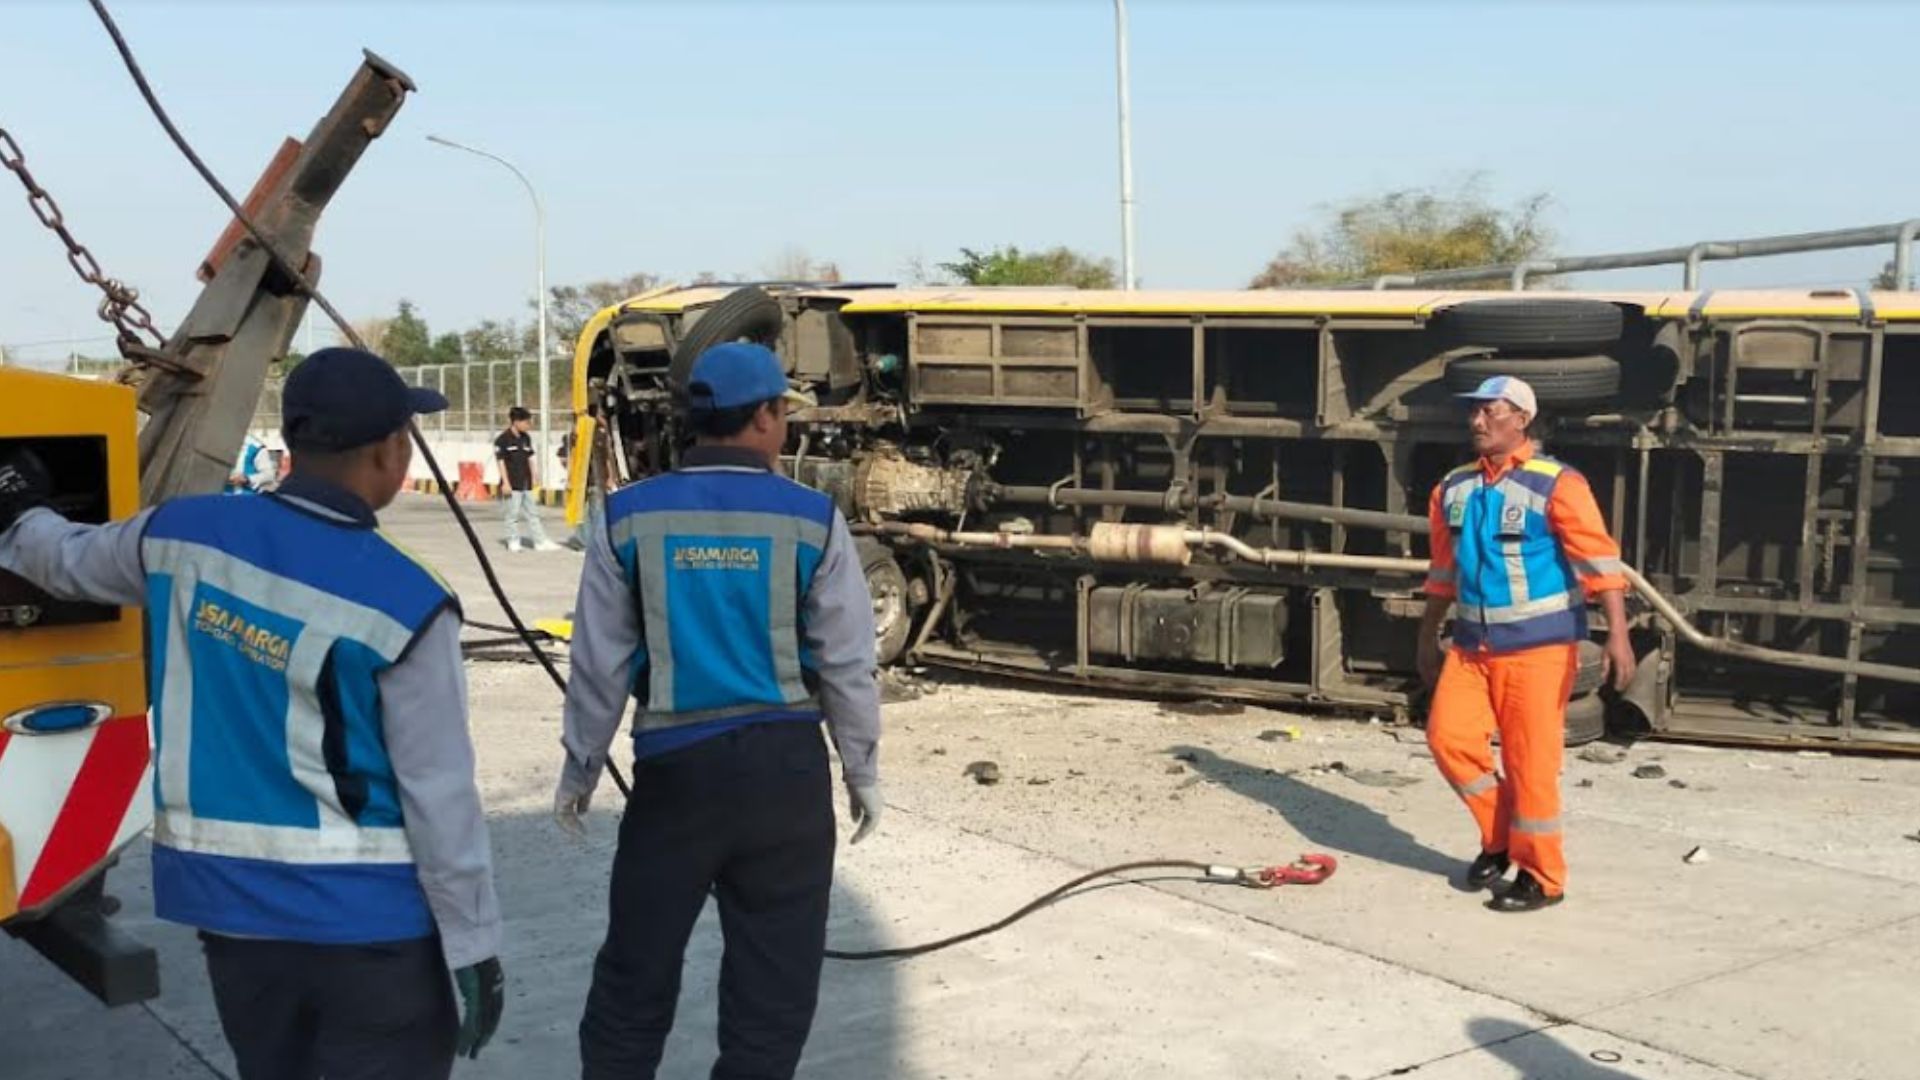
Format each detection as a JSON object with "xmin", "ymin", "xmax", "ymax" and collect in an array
[{"xmin": 2, "ymin": 1, "xmax": 1915, "ymax": 364}]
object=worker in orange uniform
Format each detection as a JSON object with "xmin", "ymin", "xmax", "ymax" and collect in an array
[{"xmin": 1417, "ymin": 375, "xmax": 1635, "ymax": 913}]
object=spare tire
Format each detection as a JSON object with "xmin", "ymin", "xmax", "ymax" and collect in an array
[
  {"xmin": 668, "ymin": 286, "xmax": 785, "ymax": 387},
  {"xmin": 1564, "ymin": 693, "xmax": 1607, "ymax": 747},
  {"xmin": 1436, "ymin": 298, "xmax": 1623, "ymax": 354},
  {"xmin": 1445, "ymin": 353, "xmax": 1621, "ymax": 406}
]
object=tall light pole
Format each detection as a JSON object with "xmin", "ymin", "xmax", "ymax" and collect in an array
[
  {"xmin": 1114, "ymin": 0, "xmax": 1137, "ymax": 290},
  {"xmin": 426, "ymin": 134, "xmax": 552, "ymax": 481}
]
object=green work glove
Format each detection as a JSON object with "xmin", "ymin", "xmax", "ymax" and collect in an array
[{"xmin": 453, "ymin": 957, "xmax": 505, "ymax": 1059}]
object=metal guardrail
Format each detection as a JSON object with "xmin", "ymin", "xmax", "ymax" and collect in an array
[
  {"xmin": 1356, "ymin": 219, "xmax": 1920, "ymax": 291},
  {"xmin": 250, "ymin": 355, "xmax": 569, "ymax": 440}
]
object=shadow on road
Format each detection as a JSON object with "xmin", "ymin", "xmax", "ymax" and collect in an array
[
  {"xmin": 1169, "ymin": 744, "xmax": 1461, "ymax": 880},
  {"xmin": 1466, "ymin": 1018, "xmax": 1650, "ymax": 1079},
  {"xmin": 486, "ymin": 807, "xmax": 903, "ymax": 1080},
  {"xmin": 0, "ymin": 809, "xmax": 903, "ymax": 1080}
]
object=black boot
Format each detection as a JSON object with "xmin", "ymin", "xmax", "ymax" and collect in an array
[
  {"xmin": 1486, "ymin": 869, "xmax": 1563, "ymax": 913},
  {"xmin": 1466, "ymin": 851, "xmax": 1510, "ymax": 890}
]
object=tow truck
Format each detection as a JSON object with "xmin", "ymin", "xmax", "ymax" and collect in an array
[{"xmin": 0, "ymin": 51, "xmax": 412, "ymax": 1004}]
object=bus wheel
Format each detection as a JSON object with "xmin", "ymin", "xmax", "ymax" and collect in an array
[
  {"xmin": 1445, "ymin": 353, "xmax": 1621, "ymax": 406},
  {"xmin": 1435, "ymin": 298, "xmax": 1624, "ymax": 353},
  {"xmin": 857, "ymin": 539, "xmax": 912, "ymax": 666},
  {"xmin": 1564, "ymin": 692, "xmax": 1608, "ymax": 747}
]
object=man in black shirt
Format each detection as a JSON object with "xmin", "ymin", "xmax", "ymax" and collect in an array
[{"xmin": 495, "ymin": 406, "xmax": 560, "ymax": 552}]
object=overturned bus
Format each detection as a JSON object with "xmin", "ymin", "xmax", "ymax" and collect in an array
[{"xmin": 561, "ymin": 283, "xmax": 1920, "ymax": 750}]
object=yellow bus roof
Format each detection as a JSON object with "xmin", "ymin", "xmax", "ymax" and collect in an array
[{"xmin": 597, "ymin": 284, "xmax": 1920, "ymax": 322}]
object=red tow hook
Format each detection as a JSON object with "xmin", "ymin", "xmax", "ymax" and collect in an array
[
  {"xmin": 1205, "ymin": 853, "xmax": 1338, "ymax": 889},
  {"xmin": 1254, "ymin": 853, "xmax": 1337, "ymax": 886}
]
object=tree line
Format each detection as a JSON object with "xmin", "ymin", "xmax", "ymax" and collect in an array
[{"xmin": 312, "ymin": 177, "xmax": 1908, "ymax": 372}]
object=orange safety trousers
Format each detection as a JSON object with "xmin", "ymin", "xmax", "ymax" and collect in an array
[{"xmin": 1426, "ymin": 642, "xmax": 1577, "ymax": 896}]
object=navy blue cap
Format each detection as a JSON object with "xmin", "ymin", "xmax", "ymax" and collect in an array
[
  {"xmin": 281, "ymin": 347, "xmax": 448, "ymax": 452},
  {"xmin": 684, "ymin": 343, "xmax": 813, "ymax": 413}
]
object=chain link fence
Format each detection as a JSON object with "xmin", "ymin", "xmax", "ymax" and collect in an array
[{"xmin": 250, "ymin": 356, "xmax": 572, "ymax": 440}]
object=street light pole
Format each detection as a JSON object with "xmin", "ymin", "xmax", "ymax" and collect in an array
[
  {"xmin": 1114, "ymin": 0, "xmax": 1137, "ymax": 290},
  {"xmin": 426, "ymin": 134, "xmax": 553, "ymax": 483}
]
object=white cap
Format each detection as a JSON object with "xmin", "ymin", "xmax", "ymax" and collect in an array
[{"xmin": 1457, "ymin": 374, "xmax": 1538, "ymax": 417}]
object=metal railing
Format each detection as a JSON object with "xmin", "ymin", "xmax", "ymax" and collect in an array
[
  {"xmin": 249, "ymin": 355, "xmax": 571, "ymax": 440},
  {"xmin": 1356, "ymin": 218, "xmax": 1920, "ymax": 291}
]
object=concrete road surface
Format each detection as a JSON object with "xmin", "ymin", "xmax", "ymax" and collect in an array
[{"xmin": 8, "ymin": 494, "xmax": 1919, "ymax": 1079}]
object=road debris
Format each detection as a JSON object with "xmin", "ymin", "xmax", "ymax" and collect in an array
[
  {"xmin": 1632, "ymin": 764, "xmax": 1668, "ymax": 780},
  {"xmin": 1160, "ymin": 700, "xmax": 1244, "ymax": 717},
  {"xmin": 879, "ymin": 668, "xmax": 932, "ymax": 704},
  {"xmin": 1684, "ymin": 846, "xmax": 1711, "ymax": 865},
  {"xmin": 1317, "ymin": 761, "xmax": 1421, "ymax": 789},
  {"xmin": 1026, "ymin": 777, "xmax": 1052, "ymax": 786},
  {"xmin": 1258, "ymin": 725, "xmax": 1303, "ymax": 743},
  {"xmin": 963, "ymin": 761, "xmax": 1002, "ymax": 786},
  {"xmin": 1164, "ymin": 763, "xmax": 1188, "ymax": 775},
  {"xmin": 1669, "ymin": 779, "xmax": 1690, "ymax": 790},
  {"xmin": 1578, "ymin": 745, "xmax": 1627, "ymax": 765}
]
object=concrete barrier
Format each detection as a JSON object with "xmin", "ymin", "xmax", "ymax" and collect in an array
[{"xmin": 404, "ymin": 434, "xmax": 567, "ymax": 504}]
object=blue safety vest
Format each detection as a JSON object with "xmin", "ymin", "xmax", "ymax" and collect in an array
[
  {"xmin": 1439, "ymin": 455, "xmax": 1586, "ymax": 653},
  {"xmin": 224, "ymin": 442, "xmax": 264, "ymax": 496},
  {"xmin": 140, "ymin": 493, "xmax": 455, "ymax": 944},
  {"xmin": 604, "ymin": 459, "xmax": 834, "ymax": 757}
]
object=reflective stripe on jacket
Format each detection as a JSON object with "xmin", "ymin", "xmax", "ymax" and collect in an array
[
  {"xmin": 140, "ymin": 494, "xmax": 455, "ymax": 944},
  {"xmin": 604, "ymin": 463, "xmax": 836, "ymax": 732}
]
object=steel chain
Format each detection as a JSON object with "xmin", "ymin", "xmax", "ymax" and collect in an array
[{"xmin": 0, "ymin": 125, "xmax": 167, "ymax": 366}]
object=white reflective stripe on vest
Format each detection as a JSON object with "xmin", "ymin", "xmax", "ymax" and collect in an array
[
  {"xmin": 143, "ymin": 539, "xmax": 417, "ymax": 655},
  {"xmin": 1455, "ymin": 588, "xmax": 1582, "ymax": 627},
  {"xmin": 142, "ymin": 537, "xmax": 417, "ymax": 844},
  {"xmin": 610, "ymin": 510, "xmax": 827, "ymax": 719},
  {"xmin": 1501, "ymin": 538, "xmax": 1532, "ymax": 605},
  {"xmin": 156, "ymin": 809, "xmax": 415, "ymax": 864}
]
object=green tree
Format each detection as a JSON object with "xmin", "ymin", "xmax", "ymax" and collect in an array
[
  {"xmin": 1250, "ymin": 180, "xmax": 1554, "ymax": 288},
  {"xmin": 429, "ymin": 332, "xmax": 464, "ymax": 367},
  {"xmin": 939, "ymin": 245, "xmax": 1118, "ymax": 289},
  {"xmin": 546, "ymin": 272, "xmax": 662, "ymax": 355},
  {"xmin": 461, "ymin": 319, "xmax": 525, "ymax": 363},
  {"xmin": 382, "ymin": 300, "xmax": 434, "ymax": 368}
]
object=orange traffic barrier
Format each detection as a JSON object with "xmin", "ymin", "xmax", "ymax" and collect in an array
[{"xmin": 455, "ymin": 461, "xmax": 489, "ymax": 501}]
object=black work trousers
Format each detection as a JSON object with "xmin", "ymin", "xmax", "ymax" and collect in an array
[
  {"xmin": 579, "ymin": 721, "xmax": 837, "ymax": 1080},
  {"xmin": 200, "ymin": 931, "xmax": 457, "ymax": 1080}
]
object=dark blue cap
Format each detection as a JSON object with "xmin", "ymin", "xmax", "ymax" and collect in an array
[
  {"xmin": 281, "ymin": 347, "xmax": 448, "ymax": 452},
  {"xmin": 685, "ymin": 343, "xmax": 813, "ymax": 413}
]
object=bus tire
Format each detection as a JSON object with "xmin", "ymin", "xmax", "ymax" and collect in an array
[
  {"xmin": 857, "ymin": 538, "xmax": 912, "ymax": 666},
  {"xmin": 1564, "ymin": 692, "xmax": 1608, "ymax": 747},
  {"xmin": 668, "ymin": 286, "xmax": 784, "ymax": 388},
  {"xmin": 1445, "ymin": 353, "xmax": 1621, "ymax": 406},
  {"xmin": 1572, "ymin": 639, "xmax": 1605, "ymax": 697},
  {"xmin": 1436, "ymin": 298, "xmax": 1623, "ymax": 354}
]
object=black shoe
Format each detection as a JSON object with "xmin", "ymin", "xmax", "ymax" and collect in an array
[
  {"xmin": 1486, "ymin": 870, "xmax": 1564, "ymax": 913},
  {"xmin": 1466, "ymin": 851, "xmax": 1511, "ymax": 890}
]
